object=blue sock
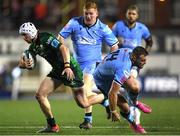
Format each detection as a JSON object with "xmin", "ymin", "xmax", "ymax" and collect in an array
[
  {"xmin": 84, "ymin": 113, "xmax": 92, "ymax": 123},
  {"xmin": 101, "ymin": 98, "xmax": 109, "ymax": 107},
  {"xmin": 120, "ymin": 111, "xmax": 134, "ymax": 123}
]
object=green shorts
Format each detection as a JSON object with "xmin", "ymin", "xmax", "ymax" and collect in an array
[{"xmin": 47, "ymin": 57, "xmax": 84, "ymax": 88}]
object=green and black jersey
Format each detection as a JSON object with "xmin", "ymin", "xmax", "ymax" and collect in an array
[{"xmin": 28, "ymin": 32, "xmax": 83, "ymax": 88}]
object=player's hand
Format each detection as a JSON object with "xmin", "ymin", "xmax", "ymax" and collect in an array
[
  {"xmin": 111, "ymin": 111, "xmax": 120, "ymax": 122},
  {"xmin": 19, "ymin": 56, "xmax": 26, "ymax": 68},
  {"xmin": 25, "ymin": 59, "xmax": 34, "ymax": 69},
  {"xmin": 62, "ymin": 67, "xmax": 75, "ymax": 80}
]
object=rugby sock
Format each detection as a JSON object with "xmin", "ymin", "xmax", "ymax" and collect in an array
[
  {"xmin": 101, "ymin": 98, "xmax": 109, "ymax": 107},
  {"xmin": 120, "ymin": 111, "xmax": 134, "ymax": 123},
  {"xmin": 100, "ymin": 98, "xmax": 110, "ymax": 114},
  {"xmin": 47, "ymin": 118, "xmax": 56, "ymax": 127},
  {"xmin": 84, "ymin": 113, "xmax": 92, "ymax": 123}
]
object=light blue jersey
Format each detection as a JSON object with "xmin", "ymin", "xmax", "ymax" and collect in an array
[
  {"xmin": 93, "ymin": 48, "xmax": 132, "ymax": 96},
  {"xmin": 59, "ymin": 16, "xmax": 118, "ymax": 69},
  {"xmin": 112, "ymin": 21, "xmax": 150, "ymax": 49}
]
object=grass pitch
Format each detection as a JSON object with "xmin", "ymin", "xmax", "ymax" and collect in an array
[{"xmin": 0, "ymin": 98, "xmax": 180, "ymax": 135}]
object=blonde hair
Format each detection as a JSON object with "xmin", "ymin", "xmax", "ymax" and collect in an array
[{"xmin": 83, "ymin": 0, "xmax": 98, "ymax": 10}]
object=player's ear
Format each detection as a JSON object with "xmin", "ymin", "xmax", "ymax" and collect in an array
[
  {"xmin": 131, "ymin": 54, "xmax": 136, "ymax": 63},
  {"xmin": 96, "ymin": 9, "xmax": 99, "ymax": 17},
  {"xmin": 136, "ymin": 13, "xmax": 139, "ymax": 20}
]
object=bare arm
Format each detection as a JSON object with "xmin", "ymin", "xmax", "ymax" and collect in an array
[
  {"xmin": 57, "ymin": 34, "xmax": 65, "ymax": 45},
  {"xmin": 108, "ymin": 80, "xmax": 121, "ymax": 121},
  {"xmin": 145, "ymin": 36, "xmax": 153, "ymax": 52},
  {"xmin": 57, "ymin": 34, "xmax": 70, "ymax": 63},
  {"xmin": 60, "ymin": 44, "xmax": 70, "ymax": 64},
  {"xmin": 110, "ymin": 43, "xmax": 119, "ymax": 52},
  {"xmin": 57, "ymin": 34, "xmax": 74, "ymax": 80},
  {"xmin": 108, "ymin": 81, "xmax": 121, "ymax": 111}
]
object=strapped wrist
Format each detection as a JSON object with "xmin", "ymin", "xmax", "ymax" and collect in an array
[
  {"xmin": 64, "ymin": 65, "xmax": 70, "ymax": 69},
  {"xmin": 64, "ymin": 62, "xmax": 70, "ymax": 65},
  {"xmin": 64, "ymin": 62, "xmax": 70, "ymax": 68}
]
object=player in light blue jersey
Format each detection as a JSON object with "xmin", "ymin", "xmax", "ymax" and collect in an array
[
  {"xmin": 112, "ymin": 5, "xmax": 152, "ymax": 114},
  {"xmin": 57, "ymin": 1, "xmax": 119, "ymax": 129},
  {"xmin": 93, "ymin": 46, "xmax": 149, "ymax": 134},
  {"xmin": 112, "ymin": 5, "xmax": 153, "ymax": 52}
]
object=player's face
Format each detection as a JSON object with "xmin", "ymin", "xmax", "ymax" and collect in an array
[
  {"xmin": 126, "ymin": 9, "xmax": 138, "ymax": 24},
  {"xmin": 21, "ymin": 33, "xmax": 32, "ymax": 43},
  {"xmin": 135, "ymin": 54, "xmax": 147, "ymax": 69},
  {"xmin": 83, "ymin": 8, "xmax": 98, "ymax": 26}
]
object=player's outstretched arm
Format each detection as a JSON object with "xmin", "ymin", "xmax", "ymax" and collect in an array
[
  {"xmin": 108, "ymin": 81, "xmax": 121, "ymax": 122},
  {"xmin": 60, "ymin": 44, "xmax": 75, "ymax": 80}
]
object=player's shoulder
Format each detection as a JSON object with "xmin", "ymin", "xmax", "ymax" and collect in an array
[
  {"xmin": 136, "ymin": 22, "xmax": 149, "ymax": 29},
  {"xmin": 113, "ymin": 20, "xmax": 125, "ymax": 29},
  {"xmin": 96, "ymin": 19, "xmax": 111, "ymax": 31},
  {"xmin": 115, "ymin": 20, "xmax": 124, "ymax": 25},
  {"xmin": 39, "ymin": 32, "xmax": 56, "ymax": 43},
  {"xmin": 69, "ymin": 16, "xmax": 82, "ymax": 25},
  {"xmin": 39, "ymin": 32, "xmax": 53, "ymax": 37}
]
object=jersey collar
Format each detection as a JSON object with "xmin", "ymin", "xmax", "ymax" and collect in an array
[
  {"xmin": 124, "ymin": 20, "xmax": 136, "ymax": 30},
  {"xmin": 82, "ymin": 17, "xmax": 98, "ymax": 29}
]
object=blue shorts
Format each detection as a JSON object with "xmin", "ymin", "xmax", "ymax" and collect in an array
[
  {"xmin": 79, "ymin": 61, "xmax": 97, "ymax": 75},
  {"xmin": 94, "ymin": 74, "xmax": 133, "ymax": 105},
  {"xmin": 93, "ymin": 73, "xmax": 113, "ymax": 97}
]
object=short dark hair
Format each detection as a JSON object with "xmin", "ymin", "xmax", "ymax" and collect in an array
[
  {"xmin": 132, "ymin": 46, "xmax": 149, "ymax": 57},
  {"xmin": 126, "ymin": 5, "xmax": 139, "ymax": 14}
]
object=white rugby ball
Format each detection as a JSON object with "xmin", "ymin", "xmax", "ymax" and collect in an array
[{"xmin": 22, "ymin": 50, "xmax": 36, "ymax": 70}]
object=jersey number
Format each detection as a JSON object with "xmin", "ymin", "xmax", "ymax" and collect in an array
[{"xmin": 106, "ymin": 50, "xmax": 120, "ymax": 61}]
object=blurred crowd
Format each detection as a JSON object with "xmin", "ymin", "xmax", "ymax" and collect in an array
[
  {"xmin": 0, "ymin": 0, "xmax": 119, "ymax": 31},
  {"xmin": 0, "ymin": 0, "xmax": 71, "ymax": 30}
]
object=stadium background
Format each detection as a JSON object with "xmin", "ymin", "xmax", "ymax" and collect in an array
[{"xmin": 0, "ymin": 0, "xmax": 180, "ymax": 135}]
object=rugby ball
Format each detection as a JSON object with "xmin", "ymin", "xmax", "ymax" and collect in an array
[{"xmin": 22, "ymin": 50, "xmax": 36, "ymax": 70}]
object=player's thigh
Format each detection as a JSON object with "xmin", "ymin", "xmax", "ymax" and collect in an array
[
  {"xmin": 81, "ymin": 62, "xmax": 96, "ymax": 89},
  {"xmin": 83, "ymin": 73, "xmax": 94, "ymax": 87},
  {"xmin": 124, "ymin": 76, "xmax": 139, "ymax": 93},
  {"xmin": 37, "ymin": 77, "xmax": 62, "ymax": 96},
  {"xmin": 117, "ymin": 93, "xmax": 129, "ymax": 113}
]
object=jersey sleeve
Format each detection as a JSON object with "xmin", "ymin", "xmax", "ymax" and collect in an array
[
  {"xmin": 102, "ymin": 25, "xmax": 118, "ymax": 47},
  {"xmin": 59, "ymin": 18, "xmax": 75, "ymax": 39},
  {"xmin": 46, "ymin": 34, "xmax": 62, "ymax": 49},
  {"xmin": 114, "ymin": 69, "xmax": 131, "ymax": 85},
  {"xmin": 142, "ymin": 25, "xmax": 151, "ymax": 40}
]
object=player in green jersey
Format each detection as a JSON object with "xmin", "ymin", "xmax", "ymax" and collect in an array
[{"xmin": 18, "ymin": 22, "xmax": 105, "ymax": 133}]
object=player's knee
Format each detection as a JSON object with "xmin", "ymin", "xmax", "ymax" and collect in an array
[
  {"xmin": 35, "ymin": 92, "xmax": 46, "ymax": 101},
  {"xmin": 35, "ymin": 92, "xmax": 41, "ymax": 101},
  {"xmin": 76, "ymin": 101, "xmax": 89, "ymax": 108}
]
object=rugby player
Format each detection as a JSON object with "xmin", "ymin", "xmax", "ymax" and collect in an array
[
  {"xmin": 18, "ymin": 22, "xmax": 106, "ymax": 133},
  {"xmin": 93, "ymin": 46, "xmax": 149, "ymax": 134},
  {"xmin": 58, "ymin": 1, "xmax": 119, "ymax": 129},
  {"xmin": 112, "ymin": 5, "xmax": 153, "ymax": 113}
]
